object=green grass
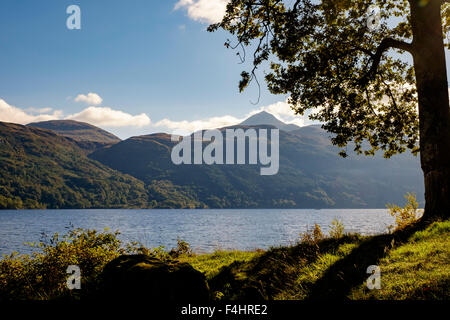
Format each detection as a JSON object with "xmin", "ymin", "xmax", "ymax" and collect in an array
[
  {"xmin": 350, "ymin": 220, "xmax": 450, "ymax": 300},
  {"xmin": 287, "ymin": 242, "xmax": 359, "ymax": 299},
  {"xmin": 183, "ymin": 220, "xmax": 449, "ymax": 300},
  {"xmin": 179, "ymin": 250, "xmax": 261, "ymax": 279}
]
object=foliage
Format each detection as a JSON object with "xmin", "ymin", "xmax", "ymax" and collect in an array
[
  {"xmin": 300, "ymin": 224, "xmax": 324, "ymax": 244},
  {"xmin": 124, "ymin": 242, "xmax": 172, "ymax": 262},
  {"xmin": 0, "ymin": 228, "xmax": 124, "ymax": 300},
  {"xmin": 169, "ymin": 239, "xmax": 193, "ymax": 258},
  {"xmin": 0, "ymin": 227, "xmax": 199, "ymax": 300},
  {"xmin": 329, "ymin": 217, "xmax": 345, "ymax": 238},
  {"xmin": 387, "ymin": 193, "xmax": 423, "ymax": 231},
  {"xmin": 209, "ymin": 0, "xmax": 450, "ymax": 158}
]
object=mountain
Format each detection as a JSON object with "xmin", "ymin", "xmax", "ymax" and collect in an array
[
  {"xmin": 0, "ymin": 122, "xmax": 150, "ymax": 209},
  {"xmin": 27, "ymin": 120, "xmax": 120, "ymax": 143},
  {"xmin": 240, "ymin": 111, "xmax": 301, "ymax": 132},
  {"xmin": 89, "ymin": 124, "xmax": 424, "ymax": 208},
  {"xmin": 0, "ymin": 113, "xmax": 425, "ymax": 209},
  {"xmin": 27, "ymin": 120, "xmax": 121, "ymax": 153}
]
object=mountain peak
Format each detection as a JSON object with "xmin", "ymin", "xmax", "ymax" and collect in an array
[
  {"xmin": 256, "ymin": 110, "xmax": 272, "ymax": 116},
  {"xmin": 239, "ymin": 111, "xmax": 301, "ymax": 132}
]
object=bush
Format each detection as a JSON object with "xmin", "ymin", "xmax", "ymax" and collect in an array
[
  {"xmin": 125, "ymin": 239, "xmax": 193, "ymax": 261},
  {"xmin": 124, "ymin": 242, "xmax": 171, "ymax": 261},
  {"xmin": 300, "ymin": 224, "xmax": 324, "ymax": 244},
  {"xmin": 387, "ymin": 193, "xmax": 423, "ymax": 231},
  {"xmin": 0, "ymin": 228, "xmax": 124, "ymax": 300},
  {"xmin": 170, "ymin": 239, "xmax": 193, "ymax": 258},
  {"xmin": 0, "ymin": 227, "xmax": 197, "ymax": 300},
  {"xmin": 0, "ymin": 227, "xmax": 198, "ymax": 300},
  {"xmin": 329, "ymin": 218, "xmax": 345, "ymax": 238}
]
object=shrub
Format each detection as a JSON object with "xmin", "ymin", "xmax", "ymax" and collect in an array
[
  {"xmin": 300, "ymin": 224, "xmax": 324, "ymax": 244},
  {"xmin": 329, "ymin": 218, "xmax": 345, "ymax": 238},
  {"xmin": 0, "ymin": 228, "xmax": 125, "ymax": 300},
  {"xmin": 124, "ymin": 242, "xmax": 171, "ymax": 261},
  {"xmin": 170, "ymin": 239, "xmax": 193, "ymax": 258},
  {"xmin": 0, "ymin": 227, "xmax": 196, "ymax": 300},
  {"xmin": 387, "ymin": 193, "xmax": 423, "ymax": 231}
]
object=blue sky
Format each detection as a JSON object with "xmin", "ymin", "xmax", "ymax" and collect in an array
[
  {"xmin": 0, "ymin": 0, "xmax": 448, "ymax": 139},
  {"xmin": 0, "ymin": 0, "xmax": 293, "ymax": 138}
]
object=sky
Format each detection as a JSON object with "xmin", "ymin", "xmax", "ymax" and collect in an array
[
  {"xmin": 0, "ymin": 0, "xmax": 301, "ymax": 139},
  {"xmin": 0, "ymin": 0, "xmax": 448, "ymax": 139}
]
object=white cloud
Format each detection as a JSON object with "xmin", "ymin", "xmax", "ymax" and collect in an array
[
  {"xmin": 0, "ymin": 99, "xmax": 62, "ymax": 124},
  {"xmin": 66, "ymin": 106, "xmax": 151, "ymax": 128},
  {"xmin": 155, "ymin": 99, "xmax": 307, "ymax": 134},
  {"xmin": 74, "ymin": 93, "xmax": 103, "ymax": 106},
  {"xmin": 156, "ymin": 114, "xmax": 242, "ymax": 134},
  {"xmin": 0, "ymin": 98, "xmax": 151, "ymax": 129},
  {"xmin": 26, "ymin": 107, "xmax": 54, "ymax": 114},
  {"xmin": 174, "ymin": 0, "xmax": 228, "ymax": 24}
]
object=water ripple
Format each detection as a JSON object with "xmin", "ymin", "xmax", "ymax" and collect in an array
[{"xmin": 0, "ymin": 209, "xmax": 395, "ymax": 255}]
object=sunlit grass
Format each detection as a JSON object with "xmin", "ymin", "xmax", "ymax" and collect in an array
[
  {"xmin": 179, "ymin": 250, "xmax": 261, "ymax": 279},
  {"xmin": 285, "ymin": 242, "xmax": 359, "ymax": 299},
  {"xmin": 350, "ymin": 220, "xmax": 450, "ymax": 300}
]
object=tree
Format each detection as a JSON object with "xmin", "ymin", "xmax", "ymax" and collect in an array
[{"xmin": 209, "ymin": 0, "xmax": 450, "ymax": 220}]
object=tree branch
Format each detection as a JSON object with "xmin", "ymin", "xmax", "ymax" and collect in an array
[{"xmin": 360, "ymin": 38, "xmax": 414, "ymax": 87}]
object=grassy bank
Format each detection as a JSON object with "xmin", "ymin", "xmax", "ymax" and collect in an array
[
  {"xmin": 179, "ymin": 220, "xmax": 449, "ymax": 300},
  {"xmin": 1, "ymin": 219, "xmax": 448, "ymax": 301}
]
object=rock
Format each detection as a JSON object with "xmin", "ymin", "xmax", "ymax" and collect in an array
[{"xmin": 99, "ymin": 255, "xmax": 210, "ymax": 301}]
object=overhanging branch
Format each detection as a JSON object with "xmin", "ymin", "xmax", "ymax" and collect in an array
[{"xmin": 360, "ymin": 38, "xmax": 414, "ymax": 87}]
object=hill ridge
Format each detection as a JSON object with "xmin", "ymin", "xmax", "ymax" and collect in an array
[{"xmin": 27, "ymin": 120, "xmax": 121, "ymax": 144}]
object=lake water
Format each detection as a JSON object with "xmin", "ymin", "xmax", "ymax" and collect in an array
[{"xmin": 0, "ymin": 209, "xmax": 395, "ymax": 256}]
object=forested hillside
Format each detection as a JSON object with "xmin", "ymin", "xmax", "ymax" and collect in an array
[{"xmin": 0, "ymin": 122, "xmax": 149, "ymax": 209}]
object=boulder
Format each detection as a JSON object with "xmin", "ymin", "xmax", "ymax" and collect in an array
[{"xmin": 98, "ymin": 255, "xmax": 210, "ymax": 301}]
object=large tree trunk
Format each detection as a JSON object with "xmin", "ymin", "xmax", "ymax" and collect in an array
[{"xmin": 411, "ymin": 0, "xmax": 450, "ymax": 220}]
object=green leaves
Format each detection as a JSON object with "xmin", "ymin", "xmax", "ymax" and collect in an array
[
  {"xmin": 212, "ymin": 0, "xmax": 422, "ymax": 158},
  {"xmin": 0, "ymin": 227, "xmax": 123, "ymax": 300},
  {"xmin": 239, "ymin": 71, "xmax": 251, "ymax": 92}
]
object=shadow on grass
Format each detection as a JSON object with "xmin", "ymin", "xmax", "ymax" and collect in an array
[
  {"xmin": 306, "ymin": 222, "xmax": 427, "ymax": 300},
  {"xmin": 209, "ymin": 235, "xmax": 362, "ymax": 299},
  {"xmin": 209, "ymin": 220, "xmax": 433, "ymax": 300}
]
